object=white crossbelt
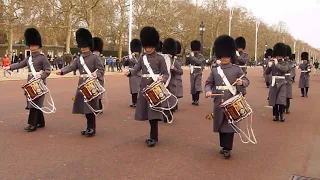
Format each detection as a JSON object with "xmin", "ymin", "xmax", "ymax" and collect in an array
[
  {"xmin": 239, "ymin": 66, "xmax": 247, "ymax": 68},
  {"xmin": 142, "ymin": 74, "xmax": 160, "ymax": 78},
  {"xmin": 301, "ymin": 70, "xmax": 308, "ymax": 73},
  {"xmin": 271, "ymin": 76, "xmax": 285, "ymax": 87},
  {"xmin": 285, "ymin": 73, "xmax": 291, "ymax": 76},
  {"xmin": 216, "ymin": 86, "xmax": 236, "ymax": 91},
  {"xmin": 80, "ymin": 74, "xmax": 90, "ymax": 78}
]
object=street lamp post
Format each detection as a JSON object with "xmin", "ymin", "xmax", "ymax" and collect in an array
[
  {"xmin": 199, "ymin": 22, "xmax": 205, "ymax": 54},
  {"xmin": 228, "ymin": 7, "xmax": 234, "ymax": 36},
  {"xmin": 128, "ymin": 0, "xmax": 133, "ymax": 55},
  {"xmin": 254, "ymin": 20, "xmax": 260, "ymax": 62}
]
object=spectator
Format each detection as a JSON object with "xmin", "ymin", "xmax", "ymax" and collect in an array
[
  {"xmin": 11, "ymin": 52, "xmax": 18, "ymax": 73},
  {"xmin": 62, "ymin": 52, "xmax": 72, "ymax": 66},
  {"xmin": 107, "ymin": 55, "xmax": 113, "ymax": 72},
  {"xmin": 2, "ymin": 54, "xmax": 12, "ymax": 78},
  {"xmin": 314, "ymin": 60, "xmax": 319, "ymax": 75},
  {"xmin": 18, "ymin": 52, "xmax": 25, "ymax": 74},
  {"xmin": 56, "ymin": 55, "xmax": 64, "ymax": 69}
]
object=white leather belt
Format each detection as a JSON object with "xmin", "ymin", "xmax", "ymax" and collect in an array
[
  {"xmin": 142, "ymin": 74, "xmax": 159, "ymax": 78},
  {"xmin": 271, "ymin": 76, "xmax": 285, "ymax": 87},
  {"xmin": 301, "ymin": 70, "xmax": 308, "ymax": 73},
  {"xmin": 239, "ymin": 66, "xmax": 247, "ymax": 68},
  {"xmin": 80, "ymin": 74, "xmax": 90, "ymax": 78},
  {"xmin": 193, "ymin": 66, "xmax": 202, "ymax": 68},
  {"xmin": 216, "ymin": 86, "xmax": 236, "ymax": 91},
  {"xmin": 285, "ymin": 73, "xmax": 291, "ymax": 76}
]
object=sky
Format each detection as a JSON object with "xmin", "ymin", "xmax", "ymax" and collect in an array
[{"xmin": 195, "ymin": 0, "xmax": 320, "ymax": 48}]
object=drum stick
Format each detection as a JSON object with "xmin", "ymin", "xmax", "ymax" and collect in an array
[{"xmin": 231, "ymin": 74, "xmax": 245, "ymax": 86}]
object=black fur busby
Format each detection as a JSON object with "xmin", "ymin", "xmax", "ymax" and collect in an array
[
  {"xmin": 24, "ymin": 28, "xmax": 42, "ymax": 48},
  {"xmin": 286, "ymin": 45, "xmax": 292, "ymax": 59},
  {"xmin": 156, "ymin": 41, "xmax": 163, "ymax": 52},
  {"xmin": 140, "ymin": 26, "xmax": 159, "ymax": 48},
  {"xmin": 235, "ymin": 37, "xmax": 246, "ymax": 49},
  {"xmin": 162, "ymin": 38, "xmax": 177, "ymax": 56},
  {"xmin": 92, "ymin": 37, "xmax": 103, "ymax": 54},
  {"xmin": 191, "ymin": 40, "xmax": 201, "ymax": 51},
  {"xmin": 176, "ymin": 41, "xmax": 182, "ymax": 54},
  {"xmin": 264, "ymin": 53, "xmax": 268, "ymax": 59},
  {"xmin": 76, "ymin": 28, "xmax": 93, "ymax": 49},
  {"xmin": 214, "ymin": 35, "xmax": 236, "ymax": 59},
  {"xmin": 301, "ymin": 52, "xmax": 309, "ymax": 60},
  {"xmin": 130, "ymin": 39, "xmax": 142, "ymax": 53},
  {"xmin": 273, "ymin": 43, "xmax": 287, "ymax": 57},
  {"xmin": 266, "ymin": 49, "xmax": 273, "ymax": 57}
]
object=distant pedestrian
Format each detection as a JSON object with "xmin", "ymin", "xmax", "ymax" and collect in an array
[{"xmin": 2, "ymin": 54, "xmax": 12, "ymax": 78}]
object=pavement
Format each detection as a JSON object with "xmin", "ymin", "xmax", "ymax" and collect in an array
[{"xmin": 0, "ymin": 67, "xmax": 320, "ymax": 180}]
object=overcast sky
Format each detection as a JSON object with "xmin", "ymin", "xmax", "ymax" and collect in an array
[{"xmin": 200, "ymin": 0, "xmax": 320, "ymax": 48}]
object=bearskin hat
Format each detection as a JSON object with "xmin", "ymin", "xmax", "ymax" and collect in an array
[
  {"xmin": 162, "ymin": 38, "xmax": 177, "ymax": 56},
  {"xmin": 301, "ymin": 52, "xmax": 309, "ymax": 60},
  {"xmin": 76, "ymin": 28, "xmax": 93, "ymax": 49},
  {"xmin": 235, "ymin": 36, "xmax": 246, "ymax": 49},
  {"xmin": 92, "ymin": 37, "xmax": 103, "ymax": 54},
  {"xmin": 176, "ymin": 41, "xmax": 182, "ymax": 54},
  {"xmin": 24, "ymin": 28, "xmax": 42, "ymax": 48},
  {"xmin": 273, "ymin": 43, "xmax": 287, "ymax": 57},
  {"xmin": 156, "ymin": 41, "xmax": 163, "ymax": 52},
  {"xmin": 130, "ymin": 39, "xmax": 142, "ymax": 53},
  {"xmin": 266, "ymin": 49, "xmax": 273, "ymax": 57},
  {"xmin": 140, "ymin": 26, "xmax": 159, "ymax": 48},
  {"xmin": 214, "ymin": 35, "xmax": 236, "ymax": 59},
  {"xmin": 286, "ymin": 45, "xmax": 292, "ymax": 59},
  {"xmin": 191, "ymin": 40, "xmax": 201, "ymax": 51}
]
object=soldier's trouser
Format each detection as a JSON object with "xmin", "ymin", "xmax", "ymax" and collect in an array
[
  {"xmin": 286, "ymin": 98, "xmax": 291, "ymax": 110},
  {"xmin": 273, "ymin": 104, "xmax": 285, "ymax": 116},
  {"xmin": 86, "ymin": 113, "xmax": 96, "ymax": 131},
  {"xmin": 98, "ymin": 99, "xmax": 103, "ymax": 110},
  {"xmin": 131, "ymin": 93, "xmax": 138, "ymax": 104},
  {"xmin": 28, "ymin": 108, "xmax": 45, "ymax": 126},
  {"xmin": 219, "ymin": 133, "xmax": 234, "ymax": 150},
  {"xmin": 301, "ymin": 88, "xmax": 309, "ymax": 95},
  {"xmin": 192, "ymin": 91, "xmax": 200, "ymax": 102},
  {"xmin": 149, "ymin": 120, "xmax": 159, "ymax": 140}
]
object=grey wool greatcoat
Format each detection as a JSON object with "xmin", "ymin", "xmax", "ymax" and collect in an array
[
  {"xmin": 129, "ymin": 51, "xmax": 169, "ymax": 121},
  {"xmin": 291, "ymin": 61, "xmax": 297, "ymax": 78},
  {"xmin": 10, "ymin": 51, "xmax": 51, "ymax": 109},
  {"xmin": 205, "ymin": 63, "xmax": 249, "ymax": 133},
  {"xmin": 264, "ymin": 58, "xmax": 272, "ymax": 84},
  {"xmin": 163, "ymin": 56, "xmax": 183, "ymax": 108},
  {"xmin": 234, "ymin": 51, "xmax": 249, "ymax": 95},
  {"xmin": 285, "ymin": 60, "xmax": 295, "ymax": 99},
  {"xmin": 265, "ymin": 60, "xmax": 288, "ymax": 106},
  {"xmin": 98, "ymin": 55, "xmax": 105, "ymax": 100},
  {"xmin": 123, "ymin": 54, "xmax": 141, "ymax": 94},
  {"xmin": 61, "ymin": 51, "xmax": 104, "ymax": 114},
  {"xmin": 175, "ymin": 55, "xmax": 184, "ymax": 98},
  {"xmin": 298, "ymin": 63, "xmax": 310, "ymax": 88},
  {"xmin": 187, "ymin": 53, "xmax": 205, "ymax": 94}
]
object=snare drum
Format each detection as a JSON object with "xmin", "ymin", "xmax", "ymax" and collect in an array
[
  {"xmin": 220, "ymin": 93, "xmax": 252, "ymax": 122},
  {"xmin": 22, "ymin": 78, "xmax": 49, "ymax": 101},
  {"xmin": 143, "ymin": 81, "xmax": 171, "ymax": 107},
  {"xmin": 78, "ymin": 77, "xmax": 105, "ymax": 102}
]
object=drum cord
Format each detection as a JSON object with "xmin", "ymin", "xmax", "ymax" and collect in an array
[
  {"xmin": 150, "ymin": 93, "xmax": 178, "ymax": 124},
  {"xmin": 228, "ymin": 111, "xmax": 257, "ymax": 144},
  {"xmin": 28, "ymin": 90, "xmax": 56, "ymax": 114}
]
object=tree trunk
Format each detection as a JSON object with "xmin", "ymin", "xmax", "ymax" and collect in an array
[
  {"xmin": 88, "ymin": 8, "xmax": 94, "ymax": 35},
  {"xmin": 118, "ymin": 34, "xmax": 123, "ymax": 60},
  {"xmin": 8, "ymin": 25, "xmax": 13, "ymax": 57},
  {"xmin": 65, "ymin": 11, "xmax": 72, "ymax": 53}
]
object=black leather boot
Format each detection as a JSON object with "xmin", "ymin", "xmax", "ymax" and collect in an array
[{"xmin": 24, "ymin": 125, "xmax": 37, "ymax": 132}]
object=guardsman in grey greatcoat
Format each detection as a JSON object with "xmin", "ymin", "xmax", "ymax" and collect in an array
[
  {"xmin": 175, "ymin": 41, "xmax": 184, "ymax": 110},
  {"xmin": 92, "ymin": 37, "xmax": 105, "ymax": 110},
  {"xmin": 123, "ymin": 39, "xmax": 142, "ymax": 107},
  {"xmin": 234, "ymin": 37, "xmax": 249, "ymax": 96},
  {"xmin": 264, "ymin": 49, "xmax": 273, "ymax": 88},
  {"xmin": 162, "ymin": 38, "xmax": 183, "ymax": 122},
  {"xmin": 298, "ymin": 52, "xmax": 311, "ymax": 97},
  {"xmin": 265, "ymin": 43, "xmax": 288, "ymax": 122},
  {"xmin": 6, "ymin": 28, "xmax": 51, "ymax": 132},
  {"xmin": 124, "ymin": 27, "xmax": 169, "ymax": 147},
  {"xmin": 291, "ymin": 54, "xmax": 297, "ymax": 82},
  {"xmin": 205, "ymin": 35, "xmax": 249, "ymax": 159},
  {"xmin": 187, "ymin": 40, "xmax": 205, "ymax": 105},
  {"xmin": 284, "ymin": 45, "xmax": 294, "ymax": 114},
  {"xmin": 5, "ymin": 28, "xmax": 51, "ymax": 132},
  {"xmin": 57, "ymin": 28, "xmax": 104, "ymax": 137}
]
